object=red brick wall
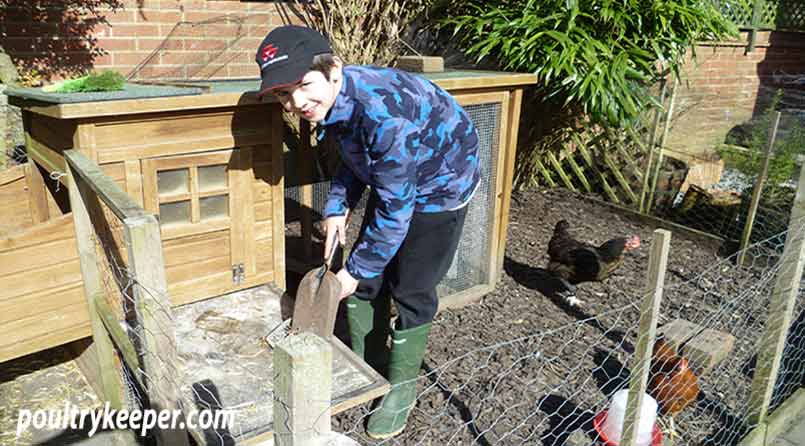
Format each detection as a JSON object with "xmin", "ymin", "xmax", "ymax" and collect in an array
[
  {"xmin": 668, "ymin": 31, "xmax": 805, "ymax": 160},
  {"xmin": 0, "ymin": 0, "xmax": 292, "ymax": 82}
]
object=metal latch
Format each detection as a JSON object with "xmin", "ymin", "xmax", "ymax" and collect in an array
[{"xmin": 232, "ymin": 263, "xmax": 245, "ymax": 285}]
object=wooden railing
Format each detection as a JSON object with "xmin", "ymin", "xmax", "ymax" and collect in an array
[{"xmin": 65, "ymin": 150, "xmax": 188, "ymax": 446}]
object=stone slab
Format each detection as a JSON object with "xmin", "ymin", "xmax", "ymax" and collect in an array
[{"xmin": 657, "ymin": 318, "xmax": 735, "ymax": 376}]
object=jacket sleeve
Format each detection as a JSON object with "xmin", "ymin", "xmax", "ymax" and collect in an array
[
  {"xmin": 345, "ymin": 118, "xmax": 418, "ymax": 280},
  {"xmin": 324, "ymin": 163, "xmax": 366, "ymax": 218}
]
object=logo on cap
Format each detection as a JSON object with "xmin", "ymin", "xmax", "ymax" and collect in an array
[{"xmin": 261, "ymin": 44, "xmax": 278, "ymax": 62}]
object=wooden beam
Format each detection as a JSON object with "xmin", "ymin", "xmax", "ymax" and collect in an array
[
  {"xmin": 124, "ymin": 214, "xmax": 189, "ymax": 446},
  {"xmin": 565, "ymin": 153, "xmax": 592, "ymax": 193},
  {"xmin": 66, "ymin": 161, "xmax": 127, "ymax": 409},
  {"xmin": 747, "ymin": 156, "xmax": 805, "ymax": 426},
  {"xmin": 24, "ymin": 161, "xmax": 50, "ymax": 224},
  {"xmin": 65, "ymin": 150, "xmax": 147, "ymax": 222},
  {"xmin": 546, "ymin": 151, "xmax": 576, "ymax": 191}
]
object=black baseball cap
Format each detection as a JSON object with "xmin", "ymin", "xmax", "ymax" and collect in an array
[{"xmin": 255, "ymin": 25, "xmax": 332, "ymax": 97}]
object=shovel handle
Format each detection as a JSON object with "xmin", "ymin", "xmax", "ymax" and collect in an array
[{"xmin": 324, "ymin": 228, "xmax": 340, "ymax": 270}]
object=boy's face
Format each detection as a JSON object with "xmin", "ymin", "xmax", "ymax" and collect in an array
[{"xmin": 272, "ymin": 60, "xmax": 343, "ymax": 122}]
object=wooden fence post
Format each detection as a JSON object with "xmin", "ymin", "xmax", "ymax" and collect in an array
[
  {"xmin": 66, "ymin": 162, "xmax": 128, "ymax": 411},
  {"xmin": 622, "ymin": 229, "xmax": 671, "ymax": 446},
  {"xmin": 738, "ymin": 111, "xmax": 781, "ymax": 267},
  {"xmin": 274, "ymin": 332, "xmax": 333, "ymax": 445},
  {"xmin": 639, "ymin": 77, "xmax": 668, "ymax": 214},
  {"xmin": 747, "ymin": 156, "xmax": 805, "ymax": 426},
  {"xmin": 646, "ymin": 77, "xmax": 678, "ymax": 215},
  {"xmin": 125, "ymin": 215, "xmax": 189, "ymax": 446}
]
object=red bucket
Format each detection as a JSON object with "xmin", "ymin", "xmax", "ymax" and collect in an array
[{"xmin": 593, "ymin": 410, "xmax": 663, "ymax": 446}]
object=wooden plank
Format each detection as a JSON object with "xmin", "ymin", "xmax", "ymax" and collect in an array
[
  {"xmin": 26, "ymin": 137, "xmax": 65, "ymax": 181},
  {"xmin": 0, "ymin": 282, "xmax": 84, "ymax": 325},
  {"xmin": 257, "ymin": 237, "xmax": 275, "ymax": 273},
  {"xmin": 747, "ymin": 157, "xmax": 805, "ymax": 426},
  {"xmin": 230, "ymin": 147, "xmax": 256, "ymax": 277},
  {"xmin": 65, "ymin": 150, "xmax": 147, "ymax": 222},
  {"xmin": 577, "ymin": 141, "xmax": 620, "ymax": 203},
  {"xmin": 0, "ymin": 213, "xmax": 74, "ymax": 253},
  {"xmin": 160, "ymin": 218, "xmax": 230, "ymax": 241},
  {"xmin": 66, "ymin": 162, "xmax": 128, "ymax": 409},
  {"xmin": 124, "ymin": 215, "xmax": 189, "ymax": 446},
  {"xmin": 0, "ymin": 302, "xmax": 88, "ymax": 347},
  {"xmin": 0, "ymin": 164, "xmax": 25, "ymax": 185},
  {"xmin": 0, "ymin": 258, "xmax": 82, "ymax": 299},
  {"xmin": 603, "ymin": 150, "xmax": 638, "ymax": 203},
  {"xmin": 488, "ymin": 91, "xmax": 511, "ymax": 286},
  {"xmin": 97, "ymin": 136, "xmax": 267, "ymax": 164},
  {"xmin": 546, "ymin": 151, "xmax": 577, "ymax": 191},
  {"xmin": 169, "ymin": 270, "xmax": 275, "ymax": 307},
  {"xmin": 565, "ymin": 152, "xmax": 592, "ymax": 193},
  {"xmin": 94, "ymin": 296, "xmax": 146, "ymax": 391},
  {"xmin": 622, "ymin": 229, "xmax": 670, "ymax": 446},
  {"xmin": 189, "ymin": 166, "xmax": 200, "ymax": 223},
  {"xmin": 0, "ymin": 235, "xmax": 76, "ymax": 276},
  {"xmin": 455, "ymin": 91, "xmax": 509, "ymax": 107},
  {"xmin": 437, "ymin": 284, "xmax": 493, "ymax": 312},
  {"xmin": 166, "ymin": 255, "xmax": 231, "ymax": 285},
  {"xmin": 299, "ymin": 120, "xmax": 313, "ymax": 262},
  {"xmin": 163, "ymin": 230, "xmax": 230, "ymax": 268},
  {"xmin": 270, "ymin": 107, "xmax": 286, "ymax": 290},
  {"xmin": 255, "ymin": 220, "xmax": 272, "ymax": 241},
  {"xmin": 73, "ymin": 122, "xmax": 97, "ymax": 162},
  {"xmin": 0, "ymin": 324, "xmax": 89, "ymax": 364},
  {"xmin": 124, "ymin": 160, "xmax": 144, "ymax": 207},
  {"xmin": 24, "ymin": 161, "xmax": 50, "ymax": 224},
  {"xmin": 535, "ymin": 158, "xmax": 556, "ymax": 187},
  {"xmin": 255, "ymin": 200, "xmax": 272, "ymax": 222}
]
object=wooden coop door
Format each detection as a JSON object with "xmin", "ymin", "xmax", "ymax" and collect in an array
[{"xmin": 141, "ymin": 148, "xmax": 258, "ymax": 306}]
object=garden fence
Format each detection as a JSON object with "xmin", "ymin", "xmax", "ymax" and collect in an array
[{"xmin": 63, "ymin": 135, "xmax": 805, "ymax": 446}]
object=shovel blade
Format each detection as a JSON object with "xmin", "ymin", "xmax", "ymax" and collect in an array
[{"xmin": 291, "ymin": 268, "xmax": 341, "ymax": 337}]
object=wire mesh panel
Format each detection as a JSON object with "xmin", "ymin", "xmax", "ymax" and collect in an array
[
  {"xmin": 440, "ymin": 102, "xmax": 501, "ymax": 296},
  {"xmin": 284, "ymin": 101, "xmax": 502, "ymax": 298}
]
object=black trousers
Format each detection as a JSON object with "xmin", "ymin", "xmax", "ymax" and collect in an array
[{"xmin": 351, "ymin": 192, "xmax": 468, "ymax": 329}]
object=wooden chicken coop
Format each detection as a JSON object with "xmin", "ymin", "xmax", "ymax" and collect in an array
[{"xmin": 1, "ymin": 70, "xmax": 536, "ymax": 366}]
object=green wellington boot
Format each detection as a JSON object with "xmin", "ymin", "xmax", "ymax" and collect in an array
[
  {"xmin": 366, "ymin": 322, "xmax": 432, "ymax": 440},
  {"xmin": 346, "ymin": 296, "xmax": 391, "ymax": 374}
]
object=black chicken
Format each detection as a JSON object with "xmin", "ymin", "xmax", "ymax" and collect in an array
[{"xmin": 546, "ymin": 220, "xmax": 640, "ymax": 306}]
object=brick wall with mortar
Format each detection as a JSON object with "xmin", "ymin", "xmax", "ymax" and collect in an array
[
  {"xmin": 667, "ymin": 30, "xmax": 805, "ymax": 161},
  {"xmin": 0, "ymin": 0, "xmax": 294, "ymax": 82}
]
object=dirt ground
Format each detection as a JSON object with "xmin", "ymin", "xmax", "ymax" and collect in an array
[
  {"xmin": 328, "ymin": 186, "xmax": 783, "ymax": 446},
  {"xmin": 2, "ymin": 185, "xmax": 797, "ymax": 446}
]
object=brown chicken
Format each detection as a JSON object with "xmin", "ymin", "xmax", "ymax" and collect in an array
[
  {"xmin": 648, "ymin": 338, "xmax": 701, "ymax": 417},
  {"xmin": 546, "ymin": 220, "xmax": 640, "ymax": 306}
]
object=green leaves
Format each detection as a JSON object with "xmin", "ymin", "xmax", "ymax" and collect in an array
[{"xmin": 443, "ymin": 0, "xmax": 737, "ymax": 126}]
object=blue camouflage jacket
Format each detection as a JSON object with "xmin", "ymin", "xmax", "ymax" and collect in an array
[{"xmin": 320, "ymin": 65, "xmax": 480, "ymax": 280}]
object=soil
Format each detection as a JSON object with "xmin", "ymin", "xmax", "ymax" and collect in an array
[{"xmin": 322, "ymin": 186, "xmax": 797, "ymax": 446}]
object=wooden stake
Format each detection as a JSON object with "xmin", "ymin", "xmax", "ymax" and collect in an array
[
  {"xmin": 747, "ymin": 156, "xmax": 805, "ymax": 426},
  {"xmin": 622, "ymin": 229, "xmax": 671, "ymax": 446},
  {"xmin": 646, "ymin": 76, "xmax": 678, "ymax": 214},
  {"xmin": 738, "ymin": 111, "xmax": 781, "ymax": 267}
]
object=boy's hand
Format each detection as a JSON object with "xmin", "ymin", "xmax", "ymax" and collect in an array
[
  {"xmin": 335, "ymin": 268, "xmax": 358, "ymax": 300},
  {"xmin": 323, "ymin": 212, "xmax": 348, "ymax": 264}
]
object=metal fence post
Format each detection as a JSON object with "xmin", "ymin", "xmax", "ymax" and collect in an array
[
  {"xmin": 747, "ymin": 156, "xmax": 805, "ymax": 426},
  {"xmin": 622, "ymin": 229, "xmax": 671, "ymax": 446}
]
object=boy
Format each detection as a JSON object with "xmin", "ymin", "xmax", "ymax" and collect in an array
[{"xmin": 255, "ymin": 25, "xmax": 480, "ymax": 439}]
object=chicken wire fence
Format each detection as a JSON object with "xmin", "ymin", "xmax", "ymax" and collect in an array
[
  {"xmin": 64, "ymin": 137, "xmax": 805, "ymax": 446},
  {"xmin": 646, "ymin": 98, "xmax": 805, "ymax": 256}
]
